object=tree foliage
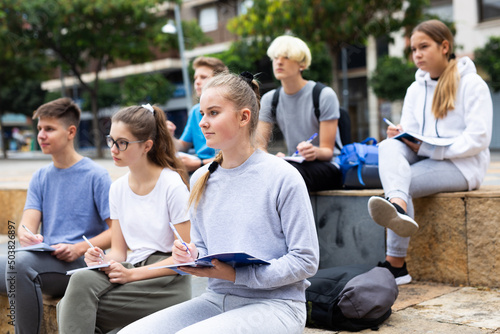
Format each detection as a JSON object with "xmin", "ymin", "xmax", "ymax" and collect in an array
[
  {"xmin": 0, "ymin": 0, "xmax": 50, "ymax": 158},
  {"xmin": 227, "ymin": 0, "xmax": 428, "ymax": 89},
  {"xmin": 4, "ymin": 0, "xmax": 206, "ymax": 157},
  {"xmin": 474, "ymin": 36, "xmax": 500, "ymax": 92},
  {"xmin": 210, "ymin": 39, "xmax": 331, "ymax": 87},
  {"xmin": 121, "ymin": 73, "xmax": 175, "ymax": 106},
  {"xmin": 81, "ymin": 81, "xmax": 121, "ymax": 111},
  {"xmin": 370, "ymin": 56, "xmax": 416, "ymax": 101}
]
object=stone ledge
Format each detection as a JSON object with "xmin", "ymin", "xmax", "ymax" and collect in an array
[
  {"xmin": 0, "ymin": 294, "xmax": 58, "ymax": 334},
  {"xmin": 0, "ymin": 190, "xmax": 27, "ymax": 235},
  {"xmin": 313, "ymin": 185, "xmax": 500, "ymax": 288}
]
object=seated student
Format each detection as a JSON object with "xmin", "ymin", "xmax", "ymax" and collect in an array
[
  {"xmin": 57, "ymin": 104, "xmax": 192, "ymax": 333},
  {"xmin": 257, "ymin": 35, "xmax": 343, "ymax": 192},
  {"xmin": 368, "ymin": 20, "xmax": 492, "ymax": 285},
  {"xmin": 118, "ymin": 72, "xmax": 319, "ymax": 334},
  {"xmin": 167, "ymin": 56, "xmax": 228, "ymax": 172},
  {"xmin": 0, "ymin": 98, "xmax": 112, "ymax": 334}
]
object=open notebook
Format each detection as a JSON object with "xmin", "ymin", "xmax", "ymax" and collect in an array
[{"xmin": 149, "ymin": 251, "xmax": 270, "ymax": 275}]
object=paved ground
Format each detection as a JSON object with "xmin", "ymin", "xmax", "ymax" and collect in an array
[{"xmin": 1, "ymin": 149, "xmax": 500, "ymax": 333}]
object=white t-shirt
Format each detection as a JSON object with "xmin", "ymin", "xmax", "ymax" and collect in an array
[{"xmin": 109, "ymin": 168, "xmax": 190, "ymax": 264}]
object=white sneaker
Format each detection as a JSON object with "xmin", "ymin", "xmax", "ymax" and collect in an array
[{"xmin": 368, "ymin": 196, "xmax": 419, "ymax": 238}]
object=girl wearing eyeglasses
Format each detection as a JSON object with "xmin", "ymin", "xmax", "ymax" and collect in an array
[
  {"xmin": 57, "ymin": 104, "xmax": 192, "ymax": 333},
  {"xmin": 119, "ymin": 73, "xmax": 319, "ymax": 334}
]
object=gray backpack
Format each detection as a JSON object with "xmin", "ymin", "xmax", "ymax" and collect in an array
[{"xmin": 306, "ymin": 264, "xmax": 398, "ymax": 331}]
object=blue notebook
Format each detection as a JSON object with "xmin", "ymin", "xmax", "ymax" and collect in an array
[
  {"xmin": 150, "ymin": 251, "xmax": 270, "ymax": 275},
  {"xmin": 15, "ymin": 243, "xmax": 56, "ymax": 252}
]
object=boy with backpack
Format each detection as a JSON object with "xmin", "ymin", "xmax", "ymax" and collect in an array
[{"xmin": 257, "ymin": 35, "xmax": 344, "ymax": 191}]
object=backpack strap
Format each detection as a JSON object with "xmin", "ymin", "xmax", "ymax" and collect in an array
[
  {"xmin": 312, "ymin": 82, "xmax": 346, "ymax": 152},
  {"xmin": 312, "ymin": 82, "xmax": 326, "ymax": 120},
  {"xmin": 270, "ymin": 86, "xmax": 282, "ymax": 122}
]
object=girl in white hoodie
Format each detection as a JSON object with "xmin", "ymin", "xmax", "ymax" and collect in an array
[{"xmin": 368, "ymin": 20, "xmax": 492, "ymax": 285}]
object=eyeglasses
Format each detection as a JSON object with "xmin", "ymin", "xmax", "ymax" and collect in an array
[{"xmin": 106, "ymin": 135, "xmax": 145, "ymax": 151}]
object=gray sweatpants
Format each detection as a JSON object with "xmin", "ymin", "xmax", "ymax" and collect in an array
[
  {"xmin": 378, "ymin": 138, "xmax": 468, "ymax": 257},
  {"xmin": 57, "ymin": 252, "xmax": 191, "ymax": 334},
  {"xmin": 118, "ymin": 290, "xmax": 307, "ymax": 334},
  {"xmin": 0, "ymin": 251, "xmax": 86, "ymax": 334}
]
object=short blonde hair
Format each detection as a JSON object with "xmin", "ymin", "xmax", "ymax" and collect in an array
[{"xmin": 267, "ymin": 35, "xmax": 312, "ymax": 70}]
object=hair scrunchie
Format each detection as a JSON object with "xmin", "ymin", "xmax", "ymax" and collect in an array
[
  {"xmin": 142, "ymin": 103, "xmax": 155, "ymax": 114},
  {"xmin": 449, "ymin": 53, "xmax": 456, "ymax": 60},
  {"xmin": 208, "ymin": 161, "xmax": 219, "ymax": 174},
  {"xmin": 239, "ymin": 71, "xmax": 254, "ymax": 87}
]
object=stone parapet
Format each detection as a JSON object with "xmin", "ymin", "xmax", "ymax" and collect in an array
[
  {"xmin": 408, "ymin": 186, "xmax": 500, "ymax": 287},
  {"xmin": 313, "ymin": 186, "xmax": 500, "ymax": 288},
  {"xmin": 0, "ymin": 294, "xmax": 58, "ymax": 334},
  {"xmin": 0, "ymin": 190, "xmax": 27, "ymax": 235}
]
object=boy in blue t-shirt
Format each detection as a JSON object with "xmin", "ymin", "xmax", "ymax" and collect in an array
[
  {"xmin": 0, "ymin": 98, "xmax": 112, "ymax": 334},
  {"xmin": 167, "ymin": 56, "xmax": 227, "ymax": 172}
]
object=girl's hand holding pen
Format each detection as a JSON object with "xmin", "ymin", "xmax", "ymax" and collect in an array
[
  {"xmin": 84, "ymin": 246, "xmax": 106, "ymax": 266},
  {"xmin": 383, "ymin": 118, "xmax": 403, "ymax": 138},
  {"xmin": 172, "ymin": 240, "xmax": 197, "ymax": 263}
]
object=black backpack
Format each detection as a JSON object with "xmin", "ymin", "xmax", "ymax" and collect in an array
[
  {"xmin": 306, "ymin": 264, "xmax": 398, "ymax": 331},
  {"xmin": 270, "ymin": 82, "xmax": 352, "ymax": 151}
]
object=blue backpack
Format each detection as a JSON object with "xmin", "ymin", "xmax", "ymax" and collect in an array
[{"xmin": 335, "ymin": 137, "xmax": 381, "ymax": 189}]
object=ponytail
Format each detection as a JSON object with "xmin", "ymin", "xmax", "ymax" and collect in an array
[
  {"xmin": 412, "ymin": 20, "xmax": 459, "ymax": 119},
  {"xmin": 432, "ymin": 58, "xmax": 459, "ymax": 119},
  {"xmin": 112, "ymin": 105, "xmax": 189, "ymax": 187},
  {"xmin": 188, "ymin": 151, "xmax": 223, "ymax": 208},
  {"xmin": 149, "ymin": 105, "xmax": 189, "ymax": 187},
  {"xmin": 187, "ymin": 71, "xmax": 261, "ymax": 209}
]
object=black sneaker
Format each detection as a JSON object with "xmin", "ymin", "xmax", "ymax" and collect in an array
[
  {"xmin": 378, "ymin": 261, "xmax": 412, "ymax": 285},
  {"xmin": 368, "ymin": 196, "xmax": 419, "ymax": 238}
]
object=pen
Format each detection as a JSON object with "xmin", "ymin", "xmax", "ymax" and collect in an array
[
  {"xmin": 383, "ymin": 118, "xmax": 397, "ymax": 128},
  {"xmin": 83, "ymin": 235, "xmax": 105, "ymax": 262},
  {"xmin": 169, "ymin": 222, "xmax": 192, "ymax": 256},
  {"xmin": 22, "ymin": 224, "xmax": 38, "ymax": 238},
  {"xmin": 293, "ymin": 132, "xmax": 318, "ymax": 156}
]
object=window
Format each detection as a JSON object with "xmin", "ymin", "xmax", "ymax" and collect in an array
[
  {"xmin": 199, "ymin": 6, "xmax": 218, "ymax": 32},
  {"xmin": 426, "ymin": 0, "xmax": 453, "ymax": 22},
  {"xmin": 479, "ymin": 0, "xmax": 500, "ymax": 21}
]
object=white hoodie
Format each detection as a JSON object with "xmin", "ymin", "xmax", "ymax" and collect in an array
[{"xmin": 400, "ymin": 56, "xmax": 492, "ymax": 190}]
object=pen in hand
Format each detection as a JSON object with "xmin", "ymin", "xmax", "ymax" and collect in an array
[
  {"xmin": 22, "ymin": 224, "xmax": 37, "ymax": 237},
  {"xmin": 383, "ymin": 118, "xmax": 400, "ymax": 131},
  {"xmin": 22, "ymin": 224, "xmax": 41, "ymax": 243},
  {"xmin": 293, "ymin": 132, "xmax": 318, "ymax": 157},
  {"xmin": 169, "ymin": 222, "xmax": 192, "ymax": 256},
  {"xmin": 83, "ymin": 235, "xmax": 105, "ymax": 262}
]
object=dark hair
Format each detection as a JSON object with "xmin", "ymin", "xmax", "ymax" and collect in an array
[
  {"xmin": 33, "ymin": 98, "xmax": 81, "ymax": 128},
  {"xmin": 112, "ymin": 105, "xmax": 189, "ymax": 187},
  {"xmin": 193, "ymin": 56, "xmax": 228, "ymax": 75},
  {"xmin": 189, "ymin": 72, "xmax": 260, "ymax": 208}
]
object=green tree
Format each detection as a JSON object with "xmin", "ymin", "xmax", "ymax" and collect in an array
[
  {"xmin": 7, "ymin": 0, "xmax": 207, "ymax": 157},
  {"xmin": 81, "ymin": 81, "xmax": 122, "ymax": 111},
  {"xmin": 121, "ymin": 73, "xmax": 175, "ymax": 106},
  {"xmin": 370, "ymin": 56, "xmax": 416, "ymax": 101},
  {"xmin": 475, "ymin": 36, "xmax": 500, "ymax": 92},
  {"xmin": 0, "ymin": 1, "xmax": 49, "ymax": 158},
  {"xmin": 228, "ymin": 0, "xmax": 428, "ymax": 92}
]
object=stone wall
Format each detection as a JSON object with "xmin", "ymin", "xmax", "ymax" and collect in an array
[
  {"xmin": 0, "ymin": 190, "xmax": 27, "ymax": 235},
  {"xmin": 409, "ymin": 187, "xmax": 500, "ymax": 287},
  {"xmin": 313, "ymin": 186, "xmax": 500, "ymax": 288}
]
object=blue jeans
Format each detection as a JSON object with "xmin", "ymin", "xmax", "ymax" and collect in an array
[
  {"xmin": 118, "ymin": 290, "xmax": 307, "ymax": 334},
  {"xmin": 378, "ymin": 139, "xmax": 468, "ymax": 257}
]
